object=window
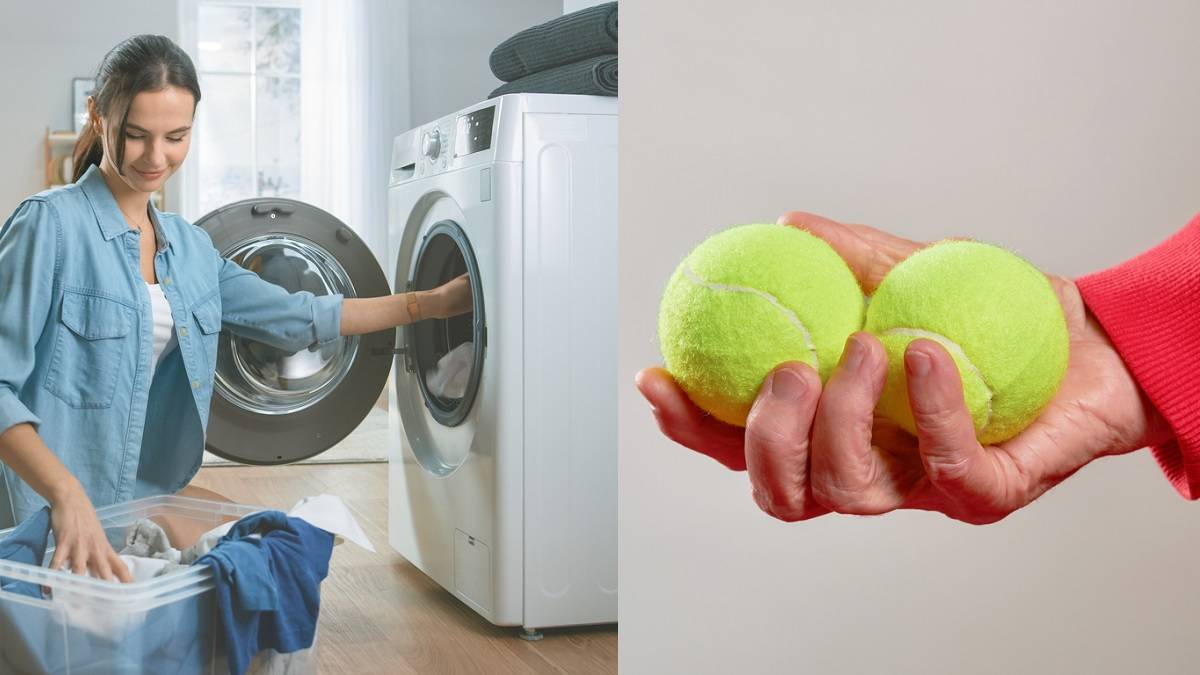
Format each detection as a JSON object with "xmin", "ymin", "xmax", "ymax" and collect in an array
[{"xmin": 189, "ymin": 1, "xmax": 302, "ymax": 218}]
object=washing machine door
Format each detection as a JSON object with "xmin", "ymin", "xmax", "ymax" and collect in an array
[
  {"xmin": 196, "ymin": 198, "xmax": 392, "ymax": 464},
  {"xmin": 395, "ymin": 216, "xmax": 486, "ymax": 477}
]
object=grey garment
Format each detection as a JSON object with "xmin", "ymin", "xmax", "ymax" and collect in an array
[
  {"xmin": 121, "ymin": 519, "xmax": 187, "ymax": 576},
  {"xmin": 489, "ymin": 55, "xmax": 617, "ymax": 97},
  {"xmin": 490, "ymin": 1, "xmax": 617, "ymax": 82},
  {"xmin": 121, "ymin": 518, "xmax": 180, "ymax": 562}
]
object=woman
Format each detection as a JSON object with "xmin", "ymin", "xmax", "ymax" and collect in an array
[{"xmin": 0, "ymin": 35, "xmax": 471, "ymax": 582}]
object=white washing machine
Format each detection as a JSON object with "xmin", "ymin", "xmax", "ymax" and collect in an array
[{"xmin": 386, "ymin": 93, "xmax": 618, "ymax": 634}]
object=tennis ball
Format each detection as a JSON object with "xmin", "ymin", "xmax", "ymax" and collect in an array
[
  {"xmin": 864, "ymin": 240, "xmax": 1069, "ymax": 445},
  {"xmin": 657, "ymin": 223, "xmax": 865, "ymax": 426}
]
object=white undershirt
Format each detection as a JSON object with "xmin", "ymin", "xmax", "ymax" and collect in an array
[{"xmin": 146, "ymin": 282, "xmax": 178, "ymax": 376}]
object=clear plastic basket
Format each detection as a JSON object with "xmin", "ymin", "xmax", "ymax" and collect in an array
[{"xmin": 0, "ymin": 495, "xmax": 300, "ymax": 674}]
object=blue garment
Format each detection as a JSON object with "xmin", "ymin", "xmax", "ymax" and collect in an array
[
  {"xmin": 197, "ymin": 510, "xmax": 333, "ymax": 675},
  {"xmin": 0, "ymin": 164, "xmax": 344, "ymax": 527},
  {"xmin": 0, "ymin": 506, "xmax": 50, "ymax": 597}
]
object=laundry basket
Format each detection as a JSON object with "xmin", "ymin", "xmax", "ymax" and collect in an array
[{"xmin": 0, "ymin": 495, "xmax": 316, "ymax": 675}]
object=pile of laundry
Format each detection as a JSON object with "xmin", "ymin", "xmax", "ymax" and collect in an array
[
  {"xmin": 0, "ymin": 494, "xmax": 373, "ymax": 675},
  {"xmin": 489, "ymin": 2, "xmax": 617, "ymax": 97}
]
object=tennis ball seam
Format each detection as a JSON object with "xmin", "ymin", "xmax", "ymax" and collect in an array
[
  {"xmin": 881, "ymin": 327, "xmax": 995, "ymax": 431},
  {"xmin": 682, "ymin": 261, "xmax": 820, "ymax": 371}
]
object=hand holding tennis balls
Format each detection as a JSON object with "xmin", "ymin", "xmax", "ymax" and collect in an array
[{"xmin": 637, "ymin": 212, "xmax": 1170, "ymax": 524}]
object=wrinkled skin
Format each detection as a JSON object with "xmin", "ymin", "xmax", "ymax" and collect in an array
[{"xmin": 636, "ymin": 211, "xmax": 1171, "ymax": 524}]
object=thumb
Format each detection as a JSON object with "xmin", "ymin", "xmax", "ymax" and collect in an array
[{"xmin": 905, "ymin": 340, "xmax": 999, "ymax": 504}]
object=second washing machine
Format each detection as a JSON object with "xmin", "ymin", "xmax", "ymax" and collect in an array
[{"xmin": 387, "ymin": 93, "xmax": 618, "ymax": 634}]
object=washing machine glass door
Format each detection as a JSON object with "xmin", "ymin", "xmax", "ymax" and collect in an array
[
  {"xmin": 196, "ymin": 198, "xmax": 392, "ymax": 464},
  {"xmin": 397, "ymin": 219, "xmax": 485, "ymax": 476}
]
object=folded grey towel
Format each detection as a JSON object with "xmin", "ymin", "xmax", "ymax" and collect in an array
[
  {"xmin": 490, "ymin": 2, "xmax": 618, "ymax": 82},
  {"xmin": 490, "ymin": 55, "xmax": 617, "ymax": 97}
]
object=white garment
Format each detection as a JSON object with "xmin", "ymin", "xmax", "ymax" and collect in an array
[
  {"xmin": 426, "ymin": 342, "xmax": 474, "ymax": 399},
  {"xmin": 116, "ymin": 555, "xmax": 180, "ymax": 581},
  {"xmin": 146, "ymin": 282, "xmax": 177, "ymax": 375},
  {"xmin": 180, "ymin": 493, "xmax": 376, "ymax": 562}
]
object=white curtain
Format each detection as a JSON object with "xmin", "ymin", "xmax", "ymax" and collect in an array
[{"xmin": 299, "ymin": 0, "xmax": 410, "ymax": 264}]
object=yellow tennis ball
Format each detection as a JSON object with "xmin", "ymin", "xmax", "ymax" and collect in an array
[
  {"xmin": 657, "ymin": 223, "xmax": 865, "ymax": 426},
  {"xmin": 864, "ymin": 240, "xmax": 1069, "ymax": 445}
]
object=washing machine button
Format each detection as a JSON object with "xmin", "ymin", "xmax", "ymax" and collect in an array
[{"xmin": 422, "ymin": 129, "xmax": 441, "ymax": 162}]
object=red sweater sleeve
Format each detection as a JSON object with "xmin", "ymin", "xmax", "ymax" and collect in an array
[{"xmin": 1075, "ymin": 214, "xmax": 1200, "ymax": 500}]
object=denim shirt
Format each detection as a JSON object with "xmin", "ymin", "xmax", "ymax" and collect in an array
[{"xmin": 0, "ymin": 164, "xmax": 343, "ymax": 527}]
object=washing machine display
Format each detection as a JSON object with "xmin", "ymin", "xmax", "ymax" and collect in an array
[{"xmin": 196, "ymin": 198, "xmax": 391, "ymax": 465}]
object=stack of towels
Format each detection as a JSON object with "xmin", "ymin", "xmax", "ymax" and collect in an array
[{"xmin": 489, "ymin": 2, "xmax": 618, "ymax": 98}]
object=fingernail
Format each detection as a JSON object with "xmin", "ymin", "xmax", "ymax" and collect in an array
[
  {"xmin": 842, "ymin": 334, "xmax": 865, "ymax": 372},
  {"xmin": 770, "ymin": 368, "xmax": 806, "ymax": 401},
  {"xmin": 907, "ymin": 349, "xmax": 931, "ymax": 377}
]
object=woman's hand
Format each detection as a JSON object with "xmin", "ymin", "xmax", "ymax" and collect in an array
[
  {"xmin": 636, "ymin": 211, "xmax": 1172, "ymax": 524},
  {"xmin": 47, "ymin": 480, "xmax": 132, "ymax": 582},
  {"xmin": 340, "ymin": 273, "xmax": 472, "ymax": 335},
  {"xmin": 428, "ymin": 273, "xmax": 473, "ymax": 319}
]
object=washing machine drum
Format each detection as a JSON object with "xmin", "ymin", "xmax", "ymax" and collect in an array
[
  {"xmin": 404, "ymin": 220, "xmax": 485, "ymax": 427},
  {"xmin": 196, "ymin": 198, "xmax": 392, "ymax": 465},
  {"xmin": 395, "ymin": 218, "xmax": 487, "ymax": 477}
]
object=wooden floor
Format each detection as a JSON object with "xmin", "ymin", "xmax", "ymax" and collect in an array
[{"xmin": 192, "ymin": 463, "xmax": 617, "ymax": 675}]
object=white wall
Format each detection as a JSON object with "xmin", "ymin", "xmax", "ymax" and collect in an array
[
  {"xmin": 621, "ymin": 2, "xmax": 1200, "ymax": 674},
  {"xmin": 0, "ymin": 2, "xmax": 179, "ymax": 215},
  {"xmin": 406, "ymin": 0, "xmax": 563, "ymax": 124}
]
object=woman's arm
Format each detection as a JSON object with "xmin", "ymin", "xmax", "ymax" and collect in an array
[
  {"xmin": 0, "ymin": 200, "xmax": 131, "ymax": 582},
  {"xmin": 0, "ymin": 425, "xmax": 131, "ymax": 582},
  {"xmin": 0, "ymin": 425, "xmax": 82, "ymax": 513},
  {"xmin": 339, "ymin": 273, "xmax": 473, "ymax": 336},
  {"xmin": 214, "ymin": 245, "xmax": 474, "ymax": 348}
]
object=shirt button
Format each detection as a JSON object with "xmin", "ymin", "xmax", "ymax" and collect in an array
[
  {"xmin": 191, "ymin": 379, "xmax": 201, "ymax": 390},
  {"xmin": 163, "ymin": 276, "xmax": 173, "ymax": 285},
  {"xmin": 179, "ymin": 327, "xmax": 188, "ymax": 337}
]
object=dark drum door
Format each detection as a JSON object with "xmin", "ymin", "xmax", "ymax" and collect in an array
[
  {"xmin": 396, "ymin": 219, "xmax": 486, "ymax": 477},
  {"xmin": 196, "ymin": 198, "xmax": 391, "ymax": 464}
]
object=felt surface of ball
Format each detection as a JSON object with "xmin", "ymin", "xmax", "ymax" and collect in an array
[
  {"xmin": 657, "ymin": 223, "xmax": 865, "ymax": 426},
  {"xmin": 864, "ymin": 240, "xmax": 1069, "ymax": 445}
]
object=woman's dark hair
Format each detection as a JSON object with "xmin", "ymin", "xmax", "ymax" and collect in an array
[{"xmin": 71, "ymin": 34, "xmax": 201, "ymax": 183}]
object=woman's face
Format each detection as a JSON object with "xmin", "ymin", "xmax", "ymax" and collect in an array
[{"xmin": 93, "ymin": 85, "xmax": 195, "ymax": 194}]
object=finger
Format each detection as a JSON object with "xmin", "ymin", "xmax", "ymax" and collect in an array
[
  {"xmin": 49, "ymin": 544, "xmax": 67, "ymax": 575},
  {"xmin": 635, "ymin": 367, "xmax": 748, "ymax": 471},
  {"xmin": 71, "ymin": 550, "xmax": 88, "ymax": 576},
  {"xmin": 110, "ymin": 552, "xmax": 133, "ymax": 584},
  {"xmin": 743, "ymin": 362, "xmax": 828, "ymax": 521},
  {"xmin": 905, "ymin": 339, "xmax": 1009, "ymax": 518},
  {"xmin": 776, "ymin": 211, "xmax": 924, "ymax": 293},
  {"xmin": 810, "ymin": 332, "xmax": 902, "ymax": 515},
  {"xmin": 94, "ymin": 556, "xmax": 114, "ymax": 583}
]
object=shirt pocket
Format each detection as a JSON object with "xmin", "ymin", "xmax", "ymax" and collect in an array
[
  {"xmin": 191, "ymin": 291, "xmax": 223, "ymax": 368},
  {"xmin": 44, "ymin": 290, "xmax": 133, "ymax": 408}
]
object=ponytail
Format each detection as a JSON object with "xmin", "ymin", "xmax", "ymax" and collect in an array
[{"xmin": 70, "ymin": 120, "xmax": 104, "ymax": 183}]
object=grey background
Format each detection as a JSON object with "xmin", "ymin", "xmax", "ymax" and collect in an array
[
  {"xmin": 408, "ymin": 0, "xmax": 563, "ymax": 124},
  {"xmin": 620, "ymin": 2, "xmax": 1200, "ymax": 674},
  {"xmin": 0, "ymin": 1, "xmax": 181, "ymax": 215}
]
